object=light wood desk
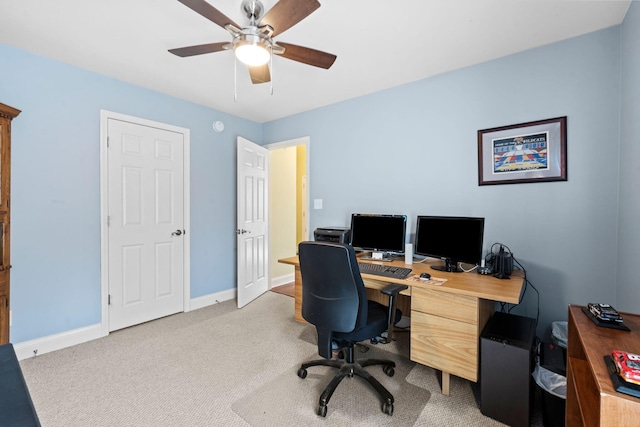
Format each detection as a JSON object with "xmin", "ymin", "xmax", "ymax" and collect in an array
[{"xmin": 278, "ymin": 255, "xmax": 525, "ymax": 395}]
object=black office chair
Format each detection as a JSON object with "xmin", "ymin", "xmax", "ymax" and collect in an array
[{"xmin": 296, "ymin": 241, "xmax": 407, "ymax": 417}]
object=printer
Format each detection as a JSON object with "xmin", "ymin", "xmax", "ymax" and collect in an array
[{"xmin": 313, "ymin": 227, "xmax": 351, "ymax": 244}]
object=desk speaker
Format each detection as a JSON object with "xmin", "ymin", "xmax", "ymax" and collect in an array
[{"xmin": 405, "ymin": 243, "xmax": 413, "ymax": 264}]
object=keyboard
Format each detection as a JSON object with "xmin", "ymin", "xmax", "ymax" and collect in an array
[{"xmin": 357, "ymin": 262, "xmax": 412, "ymax": 279}]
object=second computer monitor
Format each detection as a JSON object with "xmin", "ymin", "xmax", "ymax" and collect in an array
[
  {"xmin": 350, "ymin": 214, "xmax": 407, "ymax": 261},
  {"xmin": 414, "ymin": 215, "xmax": 485, "ymax": 272}
]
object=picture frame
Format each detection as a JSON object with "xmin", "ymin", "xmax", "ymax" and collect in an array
[{"xmin": 477, "ymin": 116, "xmax": 567, "ymax": 185}]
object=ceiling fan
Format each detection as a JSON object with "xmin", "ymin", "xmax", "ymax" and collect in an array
[{"xmin": 169, "ymin": 0, "xmax": 337, "ymax": 85}]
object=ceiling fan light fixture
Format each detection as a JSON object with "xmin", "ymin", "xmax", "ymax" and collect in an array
[
  {"xmin": 171, "ymin": 0, "xmax": 336, "ymax": 88},
  {"xmin": 234, "ymin": 34, "xmax": 270, "ymax": 66}
]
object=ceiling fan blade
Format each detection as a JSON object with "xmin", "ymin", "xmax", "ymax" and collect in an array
[
  {"xmin": 276, "ymin": 42, "xmax": 336, "ymax": 69},
  {"xmin": 169, "ymin": 42, "xmax": 228, "ymax": 57},
  {"xmin": 260, "ymin": 0, "xmax": 320, "ymax": 37},
  {"xmin": 177, "ymin": 0, "xmax": 240, "ymax": 29},
  {"xmin": 249, "ymin": 64, "xmax": 271, "ymax": 84}
]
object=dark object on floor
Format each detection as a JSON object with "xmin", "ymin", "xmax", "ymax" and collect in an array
[
  {"xmin": 0, "ymin": 343, "xmax": 41, "ymax": 426},
  {"xmin": 538, "ymin": 342, "xmax": 566, "ymax": 427},
  {"xmin": 296, "ymin": 241, "xmax": 406, "ymax": 417},
  {"xmin": 540, "ymin": 385, "xmax": 565, "ymax": 427},
  {"xmin": 480, "ymin": 312, "xmax": 536, "ymax": 427}
]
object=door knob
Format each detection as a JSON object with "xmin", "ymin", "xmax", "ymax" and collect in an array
[
  {"xmin": 236, "ymin": 229, "xmax": 249, "ymax": 235},
  {"xmin": 172, "ymin": 230, "xmax": 183, "ymax": 236}
]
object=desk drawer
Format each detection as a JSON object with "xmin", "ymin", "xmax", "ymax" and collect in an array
[
  {"xmin": 412, "ymin": 287, "xmax": 479, "ymax": 325},
  {"xmin": 410, "ymin": 310, "xmax": 478, "ymax": 381}
]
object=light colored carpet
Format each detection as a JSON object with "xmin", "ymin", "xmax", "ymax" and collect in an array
[
  {"xmin": 232, "ymin": 344, "xmax": 430, "ymax": 426},
  {"xmin": 19, "ymin": 292, "xmax": 536, "ymax": 426}
]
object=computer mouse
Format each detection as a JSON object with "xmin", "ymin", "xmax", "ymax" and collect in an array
[{"xmin": 419, "ymin": 273, "xmax": 431, "ymax": 280}]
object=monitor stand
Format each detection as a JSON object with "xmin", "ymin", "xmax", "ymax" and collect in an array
[
  {"xmin": 360, "ymin": 251, "xmax": 393, "ymax": 262},
  {"xmin": 431, "ymin": 258, "xmax": 463, "ymax": 273}
]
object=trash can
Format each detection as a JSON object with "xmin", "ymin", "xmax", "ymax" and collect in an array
[
  {"xmin": 534, "ymin": 342, "xmax": 566, "ymax": 427},
  {"xmin": 551, "ymin": 321, "xmax": 568, "ymax": 349}
]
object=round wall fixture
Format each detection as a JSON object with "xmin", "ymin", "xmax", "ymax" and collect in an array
[{"xmin": 213, "ymin": 120, "xmax": 225, "ymax": 133}]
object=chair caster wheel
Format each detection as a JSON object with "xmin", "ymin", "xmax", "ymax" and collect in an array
[
  {"xmin": 337, "ymin": 350, "xmax": 345, "ymax": 359},
  {"xmin": 317, "ymin": 404, "xmax": 327, "ymax": 417},
  {"xmin": 382, "ymin": 401, "xmax": 394, "ymax": 416},
  {"xmin": 297, "ymin": 367, "xmax": 307, "ymax": 379},
  {"xmin": 383, "ymin": 366, "xmax": 395, "ymax": 377}
]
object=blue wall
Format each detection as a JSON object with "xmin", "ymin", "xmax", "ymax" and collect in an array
[
  {"xmin": 1, "ymin": 3, "xmax": 638, "ymax": 344},
  {"xmin": 617, "ymin": 2, "xmax": 640, "ymax": 311},
  {"xmin": 0, "ymin": 44, "xmax": 261, "ymax": 342},
  {"xmin": 264, "ymin": 27, "xmax": 625, "ymax": 338}
]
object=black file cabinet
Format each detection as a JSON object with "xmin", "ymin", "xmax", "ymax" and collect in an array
[{"xmin": 480, "ymin": 312, "xmax": 536, "ymax": 427}]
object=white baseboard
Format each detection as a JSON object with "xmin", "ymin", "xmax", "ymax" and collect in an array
[
  {"xmin": 14, "ymin": 323, "xmax": 105, "ymax": 361},
  {"xmin": 271, "ymin": 274, "xmax": 294, "ymax": 288},
  {"xmin": 188, "ymin": 288, "xmax": 236, "ymax": 311},
  {"xmin": 14, "ymin": 288, "xmax": 238, "ymax": 360}
]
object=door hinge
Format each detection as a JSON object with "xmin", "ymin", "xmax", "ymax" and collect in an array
[
  {"xmin": 108, "ymin": 294, "xmax": 111, "ymax": 305},
  {"xmin": 106, "ymin": 136, "xmax": 110, "ymax": 148},
  {"xmin": 107, "ymin": 215, "xmax": 110, "ymax": 227}
]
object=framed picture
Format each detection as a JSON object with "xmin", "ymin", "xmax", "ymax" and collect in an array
[{"xmin": 477, "ymin": 116, "xmax": 567, "ymax": 185}]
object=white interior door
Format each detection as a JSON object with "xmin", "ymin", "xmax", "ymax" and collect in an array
[
  {"xmin": 106, "ymin": 118, "xmax": 185, "ymax": 331},
  {"xmin": 237, "ymin": 137, "xmax": 269, "ymax": 308}
]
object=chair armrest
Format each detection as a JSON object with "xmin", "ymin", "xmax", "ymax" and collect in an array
[
  {"xmin": 379, "ymin": 284, "xmax": 408, "ymax": 343},
  {"xmin": 380, "ymin": 284, "xmax": 408, "ymax": 296}
]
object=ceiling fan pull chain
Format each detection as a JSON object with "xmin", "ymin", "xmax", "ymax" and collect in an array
[
  {"xmin": 270, "ymin": 45, "xmax": 274, "ymax": 96},
  {"xmin": 234, "ymin": 55, "xmax": 238, "ymax": 102}
]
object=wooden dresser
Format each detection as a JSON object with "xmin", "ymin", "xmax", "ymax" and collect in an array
[
  {"xmin": 0, "ymin": 103, "xmax": 20, "ymax": 345},
  {"xmin": 566, "ymin": 305, "xmax": 640, "ymax": 426}
]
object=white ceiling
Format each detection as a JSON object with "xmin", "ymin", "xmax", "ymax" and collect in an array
[{"xmin": 0, "ymin": 0, "xmax": 631, "ymax": 123}]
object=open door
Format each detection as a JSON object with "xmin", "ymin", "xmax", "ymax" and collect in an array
[{"xmin": 236, "ymin": 137, "xmax": 269, "ymax": 307}]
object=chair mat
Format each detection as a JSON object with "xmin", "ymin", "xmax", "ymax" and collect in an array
[{"xmin": 231, "ymin": 344, "xmax": 430, "ymax": 426}]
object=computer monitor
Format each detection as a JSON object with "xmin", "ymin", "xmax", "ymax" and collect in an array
[
  {"xmin": 349, "ymin": 214, "xmax": 407, "ymax": 261},
  {"xmin": 414, "ymin": 215, "xmax": 485, "ymax": 273}
]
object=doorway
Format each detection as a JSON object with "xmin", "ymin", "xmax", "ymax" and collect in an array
[{"xmin": 267, "ymin": 137, "xmax": 309, "ymax": 292}]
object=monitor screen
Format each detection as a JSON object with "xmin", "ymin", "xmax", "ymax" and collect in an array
[
  {"xmin": 414, "ymin": 216, "xmax": 485, "ymax": 272},
  {"xmin": 349, "ymin": 214, "xmax": 407, "ymax": 256}
]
